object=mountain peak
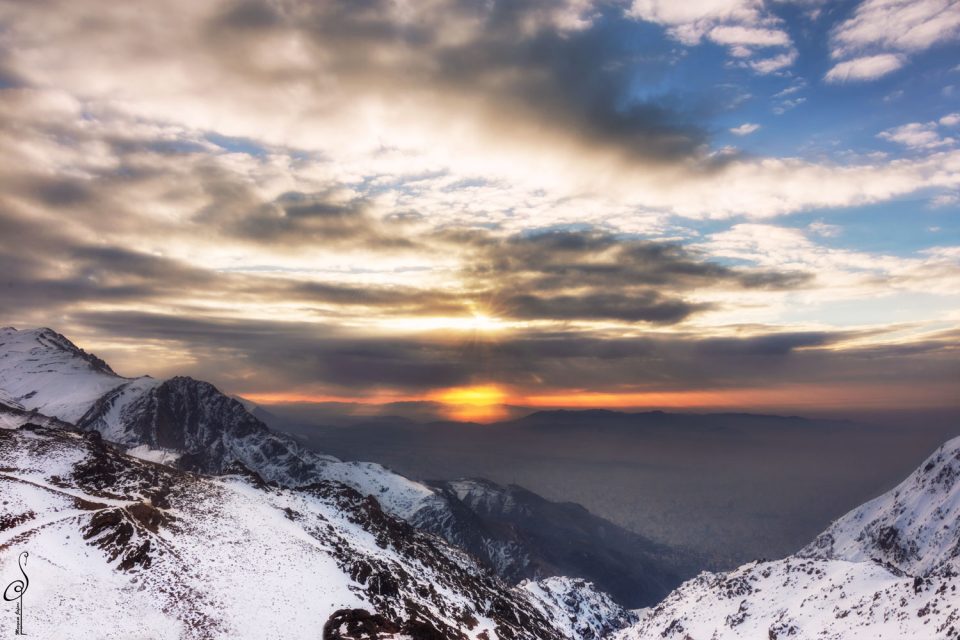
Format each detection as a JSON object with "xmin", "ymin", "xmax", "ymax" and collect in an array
[
  {"xmin": 1, "ymin": 326, "xmax": 117, "ymax": 376},
  {"xmin": 0, "ymin": 326, "xmax": 123, "ymax": 422}
]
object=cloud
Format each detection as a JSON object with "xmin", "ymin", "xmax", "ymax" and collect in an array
[
  {"xmin": 824, "ymin": 53, "xmax": 905, "ymax": 82},
  {"xmin": 696, "ymin": 223, "xmax": 960, "ymax": 299},
  {"xmin": 0, "ymin": 0, "xmax": 956, "ymax": 412},
  {"xmin": 831, "ymin": 0, "xmax": 960, "ymax": 58},
  {"xmin": 878, "ymin": 118, "xmax": 958, "ymax": 150},
  {"xmin": 748, "ymin": 49, "xmax": 797, "ymax": 74},
  {"xmin": 708, "ymin": 24, "xmax": 790, "ymax": 47},
  {"xmin": 827, "ymin": 0, "xmax": 960, "ymax": 81},
  {"xmin": 453, "ymin": 229, "xmax": 810, "ymax": 323},
  {"xmin": 0, "ymin": 0, "xmax": 714, "ymax": 181},
  {"xmin": 730, "ymin": 123, "xmax": 761, "ymax": 135},
  {"xmin": 930, "ymin": 192, "xmax": 959, "ymax": 208},
  {"xmin": 940, "ymin": 113, "xmax": 960, "ymax": 127},
  {"xmin": 627, "ymin": 0, "xmax": 797, "ymax": 72},
  {"xmin": 65, "ymin": 310, "xmax": 960, "ymax": 409},
  {"xmin": 877, "ymin": 113, "xmax": 960, "ymax": 150},
  {"xmin": 1, "ymin": 4, "xmax": 959, "ymax": 224},
  {"xmin": 807, "ymin": 221, "xmax": 841, "ymax": 238}
]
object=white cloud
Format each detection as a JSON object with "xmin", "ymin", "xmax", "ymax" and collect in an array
[
  {"xmin": 749, "ymin": 49, "xmax": 798, "ymax": 74},
  {"xmin": 627, "ymin": 0, "xmax": 765, "ymax": 29},
  {"xmin": 878, "ymin": 119, "xmax": 958, "ymax": 150},
  {"xmin": 730, "ymin": 122, "xmax": 761, "ymax": 135},
  {"xmin": 940, "ymin": 113, "xmax": 960, "ymax": 127},
  {"xmin": 698, "ymin": 223, "xmax": 960, "ymax": 300},
  {"xmin": 824, "ymin": 54, "xmax": 905, "ymax": 83},
  {"xmin": 628, "ymin": 0, "xmax": 797, "ymax": 73},
  {"xmin": 773, "ymin": 97, "xmax": 806, "ymax": 114},
  {"xmin": 774, "ymin": 80, "xmax": 805, "ymax": 98},
  {"xmin": 708, "ymin": 24, "xmax": 790, "ymax": 46},
  {"xmin": 827, "ymin": 0, "xmax": 960, "ymax": 82},
  {"xmin": 831, "ymin": 0, "xmax": 960, "ymax": 58}
]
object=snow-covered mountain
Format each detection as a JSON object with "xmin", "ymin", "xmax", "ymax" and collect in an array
[
  {"xmin": 0, "ymin": 327, "xmax": 122, "ymax": 423},
  {"xmin": 1, "ymin": 422, "xmax": 637, "ymax": 639},
  {"xmin": 0, "ymin": 326, "xmax": 689, "ymax": 609},
  {"xmin": 800, "ymin": 435, "xmax": 960, "ymax": 578},
  {"xmin": 521, "ymin": 577, "xmax": 639, "ymax": 640},
  {"xmin": 0, "ymin": 328, "xmax": 434, "ymax": 516},
  {"xmin": 0, "ymin": 326, "xmax": 656, "ymax": 636},
  {"xmin": 613, "ymin": 436, "xmax": 960, "ymax": 640}
]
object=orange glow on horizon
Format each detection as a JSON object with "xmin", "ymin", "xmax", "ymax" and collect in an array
[
  {"xmin": 241, "ymin": 381, "xmax": 954, "ymax": 418},
  {"xmin": 430, "ymin": 384, "xmax": 510, "ymax": 422}
]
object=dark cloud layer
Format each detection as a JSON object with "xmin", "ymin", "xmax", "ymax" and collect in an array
[
  {"xmin": 459, "ymin": 230, "xmax": 810, "ymax": 323},
  {"xmin": 0, "ymin": 189, "xmax": 809, "ymax": 325},
  {"xmin": 68, "ymin": 311, "xmax": 960, "ymax": 398}
]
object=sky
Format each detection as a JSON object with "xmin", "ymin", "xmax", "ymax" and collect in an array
[{"xmin": 0, "ymin": 0, "xmax": 958, "ymax": 420}]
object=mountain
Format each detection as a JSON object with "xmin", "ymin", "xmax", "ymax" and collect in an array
[
  {"xmin": 0, "ymin": 421, "xmax": 638, "ymax": 639},
  {"xmin": 0, "ymin": 327, "xmax": 688, "ymax": 608},
  {"xmin": 613, "ymin": 436, "xmax": 960, "ymax": 640},
  {"xmin": 419, "ymin": 479, "xmax": 695, "ymax": 607},
  {"xmin": 0, "ymin": 327, "xmax": 122, "ymax": 423},
  {"xmin": 520, "ymin": 577, "xmax": 638, "ymax": 640}
]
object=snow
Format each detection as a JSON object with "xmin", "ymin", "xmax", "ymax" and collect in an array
[
  {"xmin": 802, "ymin": 435, "xmax": 960, "ymax": 576},
  {"xmin": 81, "ymin": 376, "xmax": 161, "ymax": 442},
  {"xmin": 0, "ymin": 329, "xmax": 455, "ymax": 538},
  {"xmin": 520, "ymin": 577, "xmax": 638, "ymax": 640},
  {"xmin": 0, "ymin": 426, "xmax": 575, "ymax": 640},
  {"xmin": 0, "ymin": 407, "xmax": 29, "ymax": 430},
  {"xmin": 125, "ymin": 444, "xmax": 182, "ymax": 465},
  {"xmin": 0, "ymin": 327, "xmax": 126, "ymax": 423},
  {"xmin": 614, "ymin": 556, "xmax": 960, "ymax": 639},
  {"xmin": 317, "ymin": 459, "xmax": 438, "ymax": 520},
  {"xmin": 615, "ymin": 437, "xmax": 960, "ymax": 640},
  {"xmin": 0, "ymin": 387, "xmax": 23, "ymax": 409}
]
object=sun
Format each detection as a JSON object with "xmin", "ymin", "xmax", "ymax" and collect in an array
[{"xmin": 432, "ymin": 384, "xmax": 510, "ymax": 422}]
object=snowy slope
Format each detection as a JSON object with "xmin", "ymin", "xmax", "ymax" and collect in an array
[
  {"xmin": 613, "ymin": 438, "xmax": 960, "ymax": 640},
  {"xmin": 0, "ymin": 398, "xmax": 76, "ymax": 431},
  {"xmin": 0, "ymin": 327, "xmax": 131, "ymax": 423},
  {"xmin": 801, "ymin": 435, "xmax": 960, "ymax": 576},
  {"xmin": 0, "ymin": 424, "xmax": 580, "ymax": 640},
  {"xmin": 520, "ymin": 577, "xmax": 638, "ymax": 640},
  {"xmin": 76, "ymin": 375, "xmax": 161, "ymax": 442}
]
